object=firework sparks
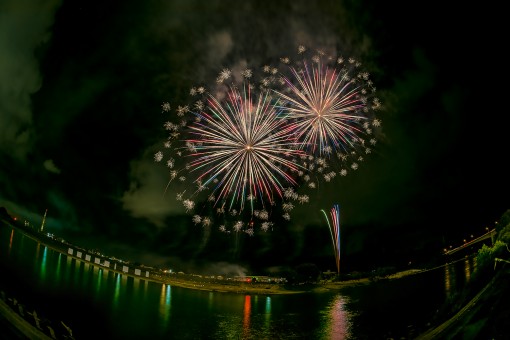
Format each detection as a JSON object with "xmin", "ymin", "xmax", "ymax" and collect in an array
[
  {"xmin": 156, "ymin": 70, "xmax": 310, "ymax": 233},
  {"xmin": 277, "ymin": 65, "xmax": 372, "ymax": 155},
  {"xmin": 155, "ymin": 50, "xmax": 382, "ymax": 235},
  {"xmin": 271, "ymin": 46, "xmax": 382, "ymax": 182},
  {"xmin": 183, "ymin": 83, "xmax": 304, "ymax": 215}
]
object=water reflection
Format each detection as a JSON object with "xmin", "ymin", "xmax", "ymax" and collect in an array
[
  {"xmin": 208, "ymin": 291, "xmax": 214, "ymax": 311},
  {"xmin": 73, "ymin": 258, "xmax": 82, "ymax": 286},
  {"xmin": 243, "ymin": 295, "xmax": 251, "ymax": 339},
  {"xmin": 444, "ymin": 265, "xmax": 451, "ymax": 296},
  {"xmin": 1, "ymin": 226, "xmax": 479, "ymax": 339},
  {"xmin": 121, "ymin": 273, "xmax": 128, "ymax": 295},
  {"xmin": 40, "ymin": 246, "xmax": 48, "ymax": 281},
  {"xmin": 95, "ymin": 266, "xmax": 102, "ymax": 295},
  {"xmin": 321, "ymin": 295, "xmax": 350, "ymax": 339},
  {"xmin": 464, "ymin": 258, "xmax": 471, "ymax": 283},
  {"xmin": 133, "ymin": 277, "xmax": 140, "ymax": 300},
  {"xmin": 444, "ymin": 263, "xmax": 455, "ymax": 298},
  {"xmin": 143, "ymin": 278, "xmax": 148, "ymax": 299},
  {"xmin": 464, "ymin": 256, "xmax": 476, "ymax": 282},
  {"xmin": 265, "ymin": 296, "xmax": 271, "ymax": 329},
  {"xmin": 159, "ymin": 284, "xmax": 171, "ymax": 329},
  {"xmin": 8, "ymin": 229, "xmax": 14, "ymax": 257},
  {"xmin": 113, "ymin": 273, "xmax": 121, "ymax": 310},
  {"xmin": 444, "ymin": 257, "xmax": 477, "ymax": 298},
  {"xmin": 83, "ymin": 262, "xmax": 93, "ymax": 289},
  {"xmin": 65, "ymin": 256, "xmax": 72, "ymax": 284},
  {"xmin": 55, "ymin": 253, "xmax": 62, "ymax": 282}
]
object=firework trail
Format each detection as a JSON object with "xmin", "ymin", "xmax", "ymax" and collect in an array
[{"xmin": 321, "ymin": 204, "xmax": 341, "ymax": 275}]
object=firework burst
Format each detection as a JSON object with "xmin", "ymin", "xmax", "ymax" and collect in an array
[
  {"xmin": 156, "ymin": 67, "xmax": 309, "ymax": 232},
  {"xmin": 155, "ymin": 48, "xmax": 383, "ymax": 234},
  {"xmin": 273, "ymin": 46, "xmax": 382, "ymax": 182},
  {"xmin": 184, "ymin": 83, "xmax": 304, "ymax": 214}
]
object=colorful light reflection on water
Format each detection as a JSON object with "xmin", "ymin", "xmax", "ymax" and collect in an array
[
  {"xmin": 322, "ymin": 295, "xmax": 350, "ymax": 339},
  {"xmin": 0, "ymin": 223, "xmax": 479, "ymax": 339}
]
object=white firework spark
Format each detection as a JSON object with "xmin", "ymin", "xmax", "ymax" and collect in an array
[{"xmin": 183, "ymin": 83, "xmax": 303, "ymax": 215}]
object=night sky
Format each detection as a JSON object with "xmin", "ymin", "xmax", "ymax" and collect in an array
[{"xmin": 1, "ymin": 0, "xmax": 508, "ymax": 275}]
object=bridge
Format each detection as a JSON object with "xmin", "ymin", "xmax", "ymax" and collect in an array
[{"xmin": 444, "ymin": 229, "xmax": 496, "ymax": 256}]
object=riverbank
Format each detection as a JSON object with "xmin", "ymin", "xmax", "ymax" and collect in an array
[
  {"xmin": 5, "ymin": 214, "xmax": 508, "ymax": 338},
  {"xmin": 415, "ymin": 266, "xmax": 510, "ymax": 339},
  {"xmin": 0, "ymin": 289, "xmax": 72, "ymax": 339},
  {"xmin": 184, "ymin": 267, "xmax": 432, "ymax": 295},
  {"xmin": 0, "ymin": 217, "xmax": 390, "ymax": 295},
  {"xmin": 0, "ymin": 215, "xmax": 473, "ymax": 298}
]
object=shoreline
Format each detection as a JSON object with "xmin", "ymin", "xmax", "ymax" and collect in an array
[
  {"xmin": 0, "ymin": 297, "xmax": 53, "ymax": 340},
  {"xmin": 3, "ymin": 216, "xmax": 499, "ymax": 338},
  {"xmin": 2, "ymin": 217, "xmax": 456, "ymax": 297},
  {"xmin": 2, "ymin": 219, "xmax": 391, "ymax": 295}
]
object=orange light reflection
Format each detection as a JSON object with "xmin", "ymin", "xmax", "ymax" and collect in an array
[{"xmin": 243, "ymin": 295, "xmax": 251, "ymax": 338}]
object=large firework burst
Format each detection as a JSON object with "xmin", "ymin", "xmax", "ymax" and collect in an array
[
  {"xmin": 184, "ymin": 83, "xmax": 303, "ymax": 214},
  {"xmin": 155, "ymin": 47, "xmax": 383, "ymax": 234},
  {"xmin": 157, "ymin": 73, "xmax": 309, "ymax": 233}
]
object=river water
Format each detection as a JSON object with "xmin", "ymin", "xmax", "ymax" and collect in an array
[{"xmin": 0, "ymin": 222, "xmax": 475, "ymax": 339}]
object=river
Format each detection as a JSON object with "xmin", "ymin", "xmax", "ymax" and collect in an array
[{"xmin": 0, "ymin": 222, "xmax": 476, "ymax": 339}]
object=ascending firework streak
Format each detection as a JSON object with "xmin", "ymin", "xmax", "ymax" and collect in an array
[{"xmin": 321, "ymin": 204, "xmax": 341, "ymax": 275}]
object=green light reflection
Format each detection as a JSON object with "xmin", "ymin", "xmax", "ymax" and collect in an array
[
  {"xmin": 65, "ymin": 256, "xmax": 72, "ymax": 284},
  {"xmin": 56, "ymin": 253, "xmax": 62, "ymax": 282},
  {"xmin": 133, "ymin": 278, "xmax": 140, "ymax": 300},
  {"xmin": 208, "ymin": 292, "xmax": 214, "ymax": 311},
  {"xmin": 95, "ymin": 267, "xmax": 102, "ymax": 295},
  {"xmin": 143, "ymin": 280, "xmax": 148, "ymax": 299},
  {"xmin": 113, "ymin": 273, "xmax": 121, "ymax": 309},
  {"xmin": 40, "ymin": 246, "xmax": 48, "ymax": 281},
  {"xmin": 159, "ymin": 284, "xmax": 171, "ymax": 330},
  {"xmin": 74, "ymin": 259, "xmax": 83, "ymax": 285},
  {"xmin": 265, "ymin": 296, "xmax": 271, "ymax": 328}
]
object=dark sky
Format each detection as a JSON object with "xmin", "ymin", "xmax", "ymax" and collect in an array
[{"xmin": 1, "ymin": 0, "xmax": 508, "ymax": 275}]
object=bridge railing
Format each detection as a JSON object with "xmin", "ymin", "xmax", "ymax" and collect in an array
[{"xmin": 444, "ymin": 229, "xmax": 496, "ymax": 256}]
